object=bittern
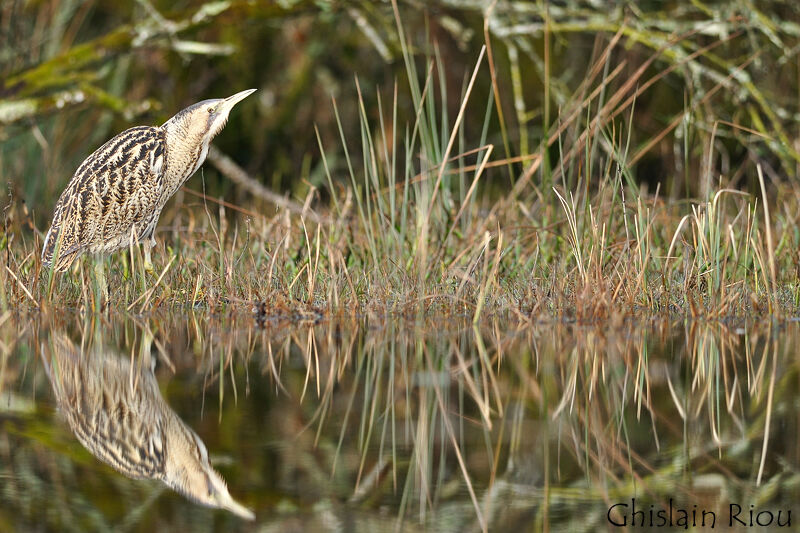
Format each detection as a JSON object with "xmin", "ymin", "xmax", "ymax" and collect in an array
[
  {"xmin": 41, "ymin": 334, "xmax": 255, "ymax": 520},
  {"xmin": 41, "ymin": 89, "xmax": 256, "ymax": 278}
]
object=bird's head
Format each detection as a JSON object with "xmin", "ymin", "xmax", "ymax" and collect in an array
[
  {"xmin": 163, "ymin": 425, "xmax": 255, "ymax": 520},
  {"xmin": 163, "ymin": 89, "xmax": 257, "ymax": 146}
]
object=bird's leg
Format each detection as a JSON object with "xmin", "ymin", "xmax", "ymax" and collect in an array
[
  {"xmin": 92, "ymin": 257, "xmax": 108, "ymax": 306},
  {"xmin": 143, "ymin": 238, "xmax": 156, "ymax": 275}
]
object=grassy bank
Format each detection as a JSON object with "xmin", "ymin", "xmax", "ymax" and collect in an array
[{"xmin": 1, "ymin": 1, "xmax": 799, "ymax": 319}]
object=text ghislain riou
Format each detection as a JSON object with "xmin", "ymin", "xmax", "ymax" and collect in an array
[{"xmin": 607, "ymin": 499, "xmax": 791, "ymax": 529}]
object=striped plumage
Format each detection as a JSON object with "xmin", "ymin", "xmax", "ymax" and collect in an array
[
  {"xmin": 41, "ymin": 334, "xmax": 255, "ymax": 520},
  {"xmin": 42, "ymin": 126, "xmax": 167, "ymax": 271},
  {"xmin": 42, "ymin": 89, "xmax": 256, "ymax": 271}
]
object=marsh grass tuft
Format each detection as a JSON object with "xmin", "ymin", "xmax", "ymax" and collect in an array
[{"xmin": 0, "ymin": 2, "xmax": 798, "ymax": 322}]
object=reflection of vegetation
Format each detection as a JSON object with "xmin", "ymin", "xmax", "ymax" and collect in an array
[
  {"xmin": 0, "ymin": 312, "xmax": 796, "ymax": 530},
  {"xmin": 0, "ymin": 1, "xmax": 797, "ymax": 316}
]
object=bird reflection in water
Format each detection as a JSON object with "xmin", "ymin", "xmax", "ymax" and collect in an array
[{"xmin": 41, "ymin": 333, "xmax": 255, "ymax": 520}]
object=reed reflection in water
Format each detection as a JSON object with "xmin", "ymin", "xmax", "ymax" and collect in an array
[{"xmin": 0, "ymin": 313, "xmax": 797, "ymax": 531}]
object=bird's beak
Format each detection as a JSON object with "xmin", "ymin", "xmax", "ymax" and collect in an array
[
  {"xmin": 217, "ymin": 89, "xmax": 257, "ymax": 115},
  {"xmin": 205, "ymin": 468, "xmax": 256, "ymax": 520},
  {"xmin": 214, "ymin": 489, "xmax": 256, "ymax": 521},
  {"xmin": 206, "ymin": 89, "xmax": 257, "ymax": 137}
]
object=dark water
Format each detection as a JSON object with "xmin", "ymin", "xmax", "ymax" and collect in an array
[{"xmin": 1, "ymin": 311, "xmax": 798, "ymax": 532}]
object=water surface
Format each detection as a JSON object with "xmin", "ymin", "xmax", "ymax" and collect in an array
[{"xmin": 1, "ymin": 311, "xmax": 797, "ymax": 531}]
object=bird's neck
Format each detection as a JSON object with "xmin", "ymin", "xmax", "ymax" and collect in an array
[{"xmin": 163, "ymin": 125, "xmax": 211, "ymax": 197}]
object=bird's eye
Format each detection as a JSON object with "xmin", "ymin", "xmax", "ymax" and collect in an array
[{"xmin": 207, "ymin": 106, "xmax": 216, "ymax": 114}]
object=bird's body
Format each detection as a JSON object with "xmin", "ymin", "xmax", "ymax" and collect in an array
[
  {"xmin": 42, "ymin": 126, "xmax": 167, "ymax": 270},
  {"xmin": 41, "ymin": 334, "xmax": 255, "ymax": 520},
  {"xmin": 42, "ymin": 89, "xmax": 256, "ymax": 272}
]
